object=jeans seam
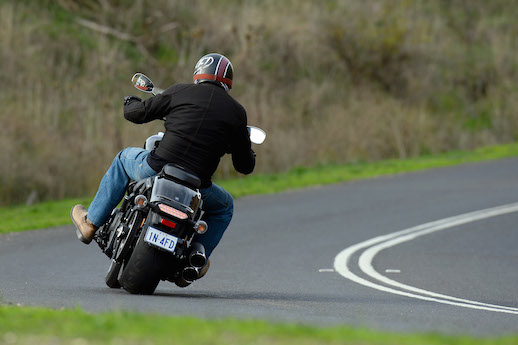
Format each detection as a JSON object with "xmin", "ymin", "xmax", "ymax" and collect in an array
[{"xmin": 146, "ymin": 164, "xmax": 156, "ymax": 177}]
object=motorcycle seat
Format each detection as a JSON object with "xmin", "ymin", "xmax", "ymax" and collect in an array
[{"xmin": 161, "ymin": 164, "xmax": 201, "ymax": 189}]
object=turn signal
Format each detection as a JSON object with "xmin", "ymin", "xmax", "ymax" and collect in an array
[
  {"xmin": 195, "ymin": 220, "xmax": 208, "ymax": 234},
  {"xmin": 135, "ymin": 195, "xmax": 148, "ymax": 208}
]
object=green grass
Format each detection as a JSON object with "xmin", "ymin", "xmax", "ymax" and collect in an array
[
  {"xmin": 0, "ymin": 305, "xmax": 516, "ymax": 345},
  {"xmin": 2, "ymin": 142, "xmax": 518, "ymax": 235},
  {"xmin": 0, "ymin": 197, "xmax": 92, "ymax": 235},
  {"xmin": 220, "ymin": 143, "xmax": 518, "ymax": 198}
]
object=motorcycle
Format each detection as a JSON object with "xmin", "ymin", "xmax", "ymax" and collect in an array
[{"xmin": 93, "ymin": 74, "xmax": 266, "ymax": 295}]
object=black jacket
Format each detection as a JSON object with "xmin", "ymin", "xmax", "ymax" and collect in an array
[{"xmin": 124, "ymin": 82, "xmax": 255, "ymax": 187}]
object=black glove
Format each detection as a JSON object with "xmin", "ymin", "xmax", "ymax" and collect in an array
[{"xmin": 124, "ymin": 95, "xmax": 142, "ymax": 105}]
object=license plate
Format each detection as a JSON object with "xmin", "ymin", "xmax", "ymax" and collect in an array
[{"xmin": 144, "ymin": 227, "xmax": 178, "ymax": 253}]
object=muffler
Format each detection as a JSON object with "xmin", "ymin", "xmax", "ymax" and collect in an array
[
  {"xmin": 189, "ymin": 242, "xmax": 207, "ymax": 268},
  {"xmin": 181, "ymin": 266, "xmax": 200, "ymax": 283}
]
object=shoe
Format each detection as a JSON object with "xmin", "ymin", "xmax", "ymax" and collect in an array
[
  {"xmin": 70, "ymin": 204, "xmax": 98, "ymax": 244},
  {"xmin": 199, "ymin": 259, "xmax": 210, "ymax": 279}
]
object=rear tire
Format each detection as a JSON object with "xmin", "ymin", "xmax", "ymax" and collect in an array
[{"xmin": 119, "ymin": 228, "xmax": 163, "ymax": 295}]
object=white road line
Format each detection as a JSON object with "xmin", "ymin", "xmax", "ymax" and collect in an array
[
  {"xmin": 334, "ymin": 202, "xmax": 518, "ymax": 314},
  {"xmin": 385, "ymin": 269, "xmax": 401, "ymax": 273},
  {"xmin": 319, "ymin": 269, "xmax": 335, "ymax": 273}
]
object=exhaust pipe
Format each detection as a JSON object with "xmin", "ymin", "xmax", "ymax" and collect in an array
[
  {"xmin": 189, "ymin": 242, "xmax": 207, "ymax": 268},
  {"xmin": 182, "ymin": 266, "xmax": 200, "ymax": 283}
]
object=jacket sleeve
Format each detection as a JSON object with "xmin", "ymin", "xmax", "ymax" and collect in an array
[
  {"xmin": 230, "ymin": 110, "xmax": 256, "ymax": 175},
  {"xmin": 124, "ymin": 92, "xmax": 171, "ymax": 124}
]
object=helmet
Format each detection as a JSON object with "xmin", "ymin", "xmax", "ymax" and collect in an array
[{"xmin": 193, "ymin": 53, "xmax": 233, "ymax": 91}]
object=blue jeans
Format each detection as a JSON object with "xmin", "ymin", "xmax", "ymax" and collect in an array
[
  {"xmin": 197, "ymin": 183, "xmax": 234, "ymax": 257},
  {"xmin": 87, "ymin": 147, "xmax": 233, "ymax": 258}
]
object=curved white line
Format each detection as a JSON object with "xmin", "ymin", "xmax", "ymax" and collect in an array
[{"xmin": 334, "ymin": 202, "xmax": 518, "ymax": 314}]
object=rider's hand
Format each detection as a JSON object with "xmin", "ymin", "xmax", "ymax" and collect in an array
[{"xmin": 124, "ymin": 95, "xmax": 142, "ymax": 105}]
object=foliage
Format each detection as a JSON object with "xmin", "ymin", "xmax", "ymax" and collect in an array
[{"xmin": 2, "ymin": 0, "xmax": 518, "ymax": 205}]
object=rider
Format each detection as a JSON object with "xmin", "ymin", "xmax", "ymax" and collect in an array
[{"xmin": 71, "ymin": 53, "xmax": 255, "ymax": 280}]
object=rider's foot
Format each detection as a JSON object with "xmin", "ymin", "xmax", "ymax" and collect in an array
[
  {"xmin": 174, "ymin": 259, "xmax": 210, "ymax": 288},
  {"xmin": 70, "ymin": 204, "xmax": 98, "ymax": 244},
  {"xmin": 199, "ymin": 259, "xmax": 210, "ymax": 279}
]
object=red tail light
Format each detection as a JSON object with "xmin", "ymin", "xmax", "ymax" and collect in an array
[
  {"xmin": 158, "ymin": 204, "xmax": 188, "ymax": 220},
  {"xmin": 160, "ymin": 218, "xmax": 177, "ymax": 229}
]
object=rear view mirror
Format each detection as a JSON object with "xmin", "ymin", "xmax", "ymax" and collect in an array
[
  {"xmin": 131, "ymin": 73, "xmax": 155, "ymax": 95},
  {"xmin": 248, "ymin": 126, "xmax": 266, "ymax": 144}
]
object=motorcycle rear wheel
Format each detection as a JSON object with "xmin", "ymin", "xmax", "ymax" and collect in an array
[{"xmin": 119, "ymin": 228, "xmax": 162, "ymax": 294}]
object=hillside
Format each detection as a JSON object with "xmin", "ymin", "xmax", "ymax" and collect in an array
[{"xmin": 2, "ymin": 0, "xmax": 518, "ymax": 205}]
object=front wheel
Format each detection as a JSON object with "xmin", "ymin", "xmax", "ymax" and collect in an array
[{"xmin": 118, "ymin": 227, "xmax": 163, "ymax": 294}]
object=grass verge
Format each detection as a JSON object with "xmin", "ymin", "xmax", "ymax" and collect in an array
[
  {"xmin": 221, "ymin": 142, "xmax": 518, "ymax": 198},
  {"xmin": 0, "ymin": 305, "xmax": 517, "ymax": 345},
  {"xmin": 2, "ymin": 142, "xmax": 518, "ymax": 235}
]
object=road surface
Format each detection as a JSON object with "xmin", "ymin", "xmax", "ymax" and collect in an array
[{"xmin": 1, "ymin": 158, "xmax": 518, "ymax": 335}]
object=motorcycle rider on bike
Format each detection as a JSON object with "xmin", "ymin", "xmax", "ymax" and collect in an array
[{"xmin": 71, "ymin": 53, "xmax": 255, "ymax": 281}]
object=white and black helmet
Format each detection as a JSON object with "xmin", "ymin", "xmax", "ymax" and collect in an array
[{"xmin": 193, "ymin": 53, "xmax": 234, "ymax": 91}]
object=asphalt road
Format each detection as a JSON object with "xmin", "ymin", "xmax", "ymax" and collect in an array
[{"xmin": 1, "ymin": 158, "xmax": 518, "ymax": 335}]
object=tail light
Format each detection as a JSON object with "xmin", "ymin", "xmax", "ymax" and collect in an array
[
  {"xmin": 160, "ymin": 218, "xmax": 177, "ymax": 229},
  {"xmin": 158, "ymin": 204, "xmax": 188, "ymax": 220}
]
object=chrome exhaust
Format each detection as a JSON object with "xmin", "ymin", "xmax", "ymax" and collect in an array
[
  {"xmin": 189, "ymin": 242, "xmax": 207, "ymax": 268},
  {"xmin": 181, "ymin": 266, "xmax": 200, "ymax": 283}
]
